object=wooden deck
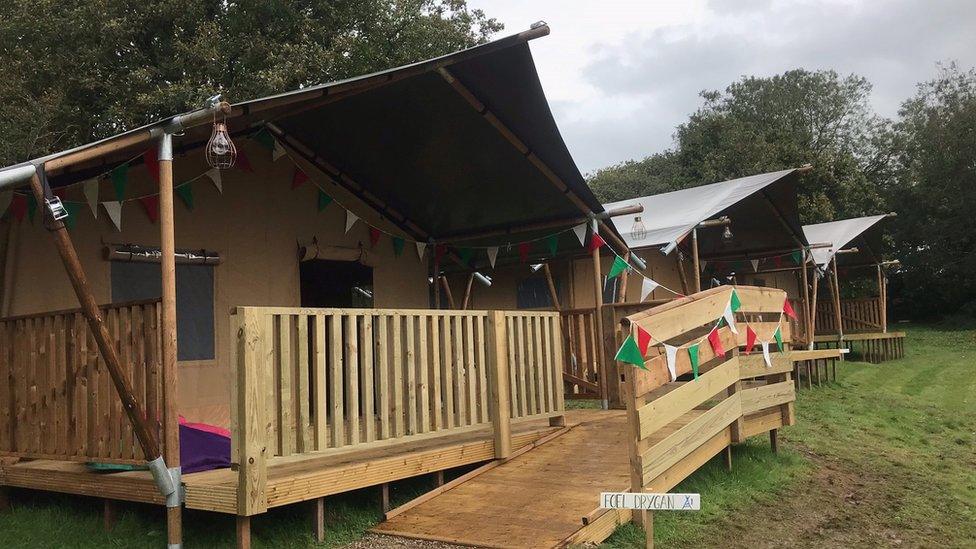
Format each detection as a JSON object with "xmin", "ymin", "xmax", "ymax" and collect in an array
[{"xmin": 814, "ymin": 331, "xmax": 905, "ymax": 363}]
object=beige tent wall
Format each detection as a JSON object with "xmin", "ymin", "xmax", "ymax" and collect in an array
[
  {"xmin": 739, "ymin": 270, "xmax": 802, "ymax": 298},
  {"xmin": 3, "ymin": 142, "xmax": 429, "ymax": 425},
  {"xmin": 570, "ymin": 249, "xmax": 691, "ymax": 305}
]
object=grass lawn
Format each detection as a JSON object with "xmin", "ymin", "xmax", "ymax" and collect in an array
[{"xmin": 0, "ymin": 324, "xmax": 972, "ymax": 547}]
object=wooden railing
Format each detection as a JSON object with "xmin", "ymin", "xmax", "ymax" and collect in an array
[
  {"xmin": 788, "ymin": 298, "xmax": 810, "ymax": 345},
  {"xmin": 616, "ymin": 286, "xmax": 795, "ymax": 537},
  {"xmin": 559, "ymin": 307, "xmax": 601, "ymax": 399},
  {"xmin": 816, "ymin": 296, "xmax": 884, "ymax": 335},
  {"xmin": 0, "ymin": 300, "xmax": 163, "ymax": 465},
  {"xmin": 231, "ymin": 306, "xmax": 564, "ymax": 515}
]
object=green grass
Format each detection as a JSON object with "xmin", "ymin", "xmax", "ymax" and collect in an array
[{"xmin": 1, "ymin": 324, "xmax": 973, "ymax": 547}]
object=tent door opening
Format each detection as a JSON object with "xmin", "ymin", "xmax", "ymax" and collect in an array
[{"xmin": 300, "ymin": 259, "xmax": 374, "ymax": 308}]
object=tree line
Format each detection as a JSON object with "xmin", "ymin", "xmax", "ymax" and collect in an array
[{"xmin": 587, "ymin": 66, "xmax": 976, "ymax": 320}]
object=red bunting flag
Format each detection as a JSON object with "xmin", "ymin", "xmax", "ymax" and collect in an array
[
  {"xmin": 783, "ymin": 298, "xmax": 798, "ymax": 320},
  {"xmin": 139, "ymin": 195, "xmax": 160, "ymax": 224},
  {"xmin": 9, "ymin": 195, "xmax": 27, "ymax": 222},
  {"xmin": 434, "ymin": 243, "xmax": 448, "ymax": 263},
  {"xmin": 744, "ymin": 326, "xmax": 758, "ymax": 355},
  {"xmin": 773, "ymin": 255, "xmax": 783, "ymax": 268},
  {"xmin": 635, "ymin": 325, "xmax": 652, "ymax": 357},
  {"xmin": 588, "ymin": 233, "xmax": 606, "ymax": 252},
  {"xmin": 707, "ymin": 327, "xmax": 725, "ymax": 356},
  {"xmin": 369, "ymin": 227, "xmax": 381, "ymax": 248},
  {"xmin": 236, "ymin": 149, "xmax": 254, "ymax": 173},
  {"xmin": 291, "ymin": 168, "xmax": 308, "ymax": 189},
  {"xmin": 518, "ymin": 242, "xmax": 531, "ymax": 263},
  {"xmin": 143, "ymin": 148, "xmax": 160, "ymax": 182}
]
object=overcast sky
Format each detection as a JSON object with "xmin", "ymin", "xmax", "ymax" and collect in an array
[{"xmin": 467, "ymin": 0, "xmax": 976, "ymax": 175}]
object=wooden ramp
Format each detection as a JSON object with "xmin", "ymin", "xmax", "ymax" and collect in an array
[{"xmin": 372, "ymin": 410, "xmax": 630, "ymax": 548}]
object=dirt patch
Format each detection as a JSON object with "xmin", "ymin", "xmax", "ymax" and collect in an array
[{"xmin": 344, "ymin": 533, "xmax": 472, "ymax": 549}]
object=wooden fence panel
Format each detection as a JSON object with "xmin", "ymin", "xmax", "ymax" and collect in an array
[{"xmin": 0, "ymin": 300, "xmax": 163, "ymax": 465}]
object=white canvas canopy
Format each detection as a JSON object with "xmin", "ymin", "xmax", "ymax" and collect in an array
[
  {"xmin": 604, "ymin": 168, "xmax": 806, "ymax": 256},
  {"xmin": 803, "ymin": 215, "xmax": 889, "ymax": 267}
]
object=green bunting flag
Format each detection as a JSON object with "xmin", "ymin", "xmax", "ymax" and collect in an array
[
  {"xmin": 176, "ymin": 183, "xmax": 194, "ymax": 211},
  {"xmin": 392, "ymin": 237, "xmax": 405, "ymax": 257},
  {"xmin": 317, "ymin": 189, "xmax": 333, "ymax": 212},
  {"xmin": 27, "ymin": 194, "xmax": 37, "ymax": 223},
  {"xmin": 253, "ymin": 128, "xmax": 276, "ymax": 152},
  {"xmin": 773, "ymin": 325, "xmax": 784, "ymax": 352},
  {"xmin": 607, "ymin": 255, "xmax": 629, "ymax": 279},
  {"xmin": 62, "ymin": 202, "xmax": 82, "ymax": 230},
  {"xmin": 730, "ymin": 288, "xmax": 741, "ymax": 312},
  {"xmin": 614, "ymin": 334, "xmax": 646, "ymax": 369},
  {"xmin": 546, "ymin": 234, "xmax": 559, "ymax": 257},
  {"xmin": 791, "ymin": 250, "xmax": 803, "ymax": 265},
  {"xmin": 111, "ymin": 164, "xmax": 128, "ymax": 201},
  {"xmin": 459, "ymin": 248, "xmax": 473, "ymax": 265},
  {"xmin": 688, "ymin": 343, "xmax": 700, "ymax": 379}
]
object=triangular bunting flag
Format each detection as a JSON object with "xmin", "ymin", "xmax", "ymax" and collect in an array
[
  {"xmin": 707, "ymin": 328, "xmax": 725, "ymax": 356},
  {"xmin": 700, "ymin": 260, "xmax": 707, "ymax": 272},
  {"xmin": 62, "ymin": 202, "xmax": 83, "ymax": 230},
  {"xmin": 573, "ymin": 223, "xmax": 587, "ymax": 247},
  {"xmin": 317, "ymin": 189, "xmax": 333, "ymax": 211},
  {"xmin": 345, "ymin": 210, "xmax": 359, "ymax": 233},
  {"xmin": 773, "ymin": 256, "xmax": 783, "ymax": 268},
  {"xmin": 773, "ymin": 325, "xmax": 784, "ymax": 352},
  {"xmin": 588, "ymin": 233, "xmax": 606, "ymax": 252},
  {"xmin": 392, "ymin": 237, "xmax": 405, "ymax": 257},
  {"xmin": 435, "ymin": 244, "xmax": 448, "ymax": 263},
  {"xmin": 783, "ymin": 299, "xmax": 798, "ymax": 320},
  {"xmin": 761, "ymin": 341, "xmax": 772, "ymax": 368},
  {"xmin": 664, "ymin": 344, "xmax": 678, "ymax": 381},
  {"xmin": 205, "ymin": 168, "xmax": 222, "ymax": 193},
  {"xmin": 253, "ymin": 128, "xmax": 276, "ymax": 152},
  {"xmin": 688, "ymin": 343, "xmax": 700, "ymax": 380},
  {"xmin": 102, "ymin": 201, "xmax": 123, "ymax": 231},
  {"xmin": 459, "ymin": 248, "xmax": 473, "ymax": 266},
  {"xmin": 139, "ymin": 195, "xmax": 160, "ymax": 224},
  {"xmin": 751, "ymin": 259, "xmax": 760, "ymax": 272},
  {"xmin": 27, "ymin": 194, "xmax": 37, "ymax": 223},
  {"xmin": 415, "ymin": 241, "xmax": 427, "ymax": 261},
  {"xmin": 143, "ymin": 148, "xmax": 160, "ymax": 182},
  {"xmin": 0, "ymin": 192, "xmax": 11, "ymax": 218},
  {"xmin": 518, "ymin": 242, "xmax": 531, "ymax": 263},
  {"xmin": 83, "ymin": 180, "xmax": 99, "ymax": 218},
  {"xmin": 111, "ymin": 164, "xmax": 128, "ymax": 201},
  {"xmin": 729, "ymin": 288, "xmax": 741, "ymax": 312},
  {"xmin": 292, "ymin": 169, "xmax": 308, "ymax": 189},
  {"xmin": 369, "ymin": 227, "xmax": 382, "ymax": 248},
  {"xmin": 9, "ymin": 195, "xmax": 26, "ymax": 222},
  {"xmin": 640, "ymin": 278, "xmax": 659, "ymax": 301},
  {"xmin": 614, "ymin": 335, "xmax": 646, "ymax": 369},
  {"xmin": 546, "ymin": 235, "xmax": 559, "ymax": 257},
  {"xmin": 272, "ymin": 140, "xmax": 287, "ymax": 161},
  {"xmin": 745, "ymin": 326, "xmax": 757, "ymax": 355},
  {"xmin": 176, "ymin": 183, "xmax": 194, "ymax": 211},
  {"xmin": 486, "ymin": 247, "xmax": 499, "ymax": 269},
  {"xmin": 723, "ymin": 303, "xmax": 738, "ymax": 334},
  {"xmin": 635, "ymin": 326, "xmax": 652, "ymax": 357},
  {"xmin": 791, "ymin": 250, "xmax": 803, "ymax": 265},
  {"xmin": 236, "ymin": 149, "xmax": 254, "ymax": 172},
  {"xmin": 607, "ymin": 256, "xmax": 629, "ymax": 279}
]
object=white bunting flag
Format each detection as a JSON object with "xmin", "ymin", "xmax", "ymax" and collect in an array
[
  {"xmin": 487, "ymin": 246, "xmax": 499, "ymax": 268},
  {"xmin": 205, "ymin": 168, "xmax": 222, "ymax": 193},
  {"xmin": 272, "ymin": 141, "xmax": 287, "ymax": 161},
  {"xmin": 751, "ymin": 259, "xmax": 760, "ymax": 272},
  {"xmin": 761, "ymin": 341, "xmax": 772, "ymax": 368},
  {"xmin": 415, "ymin": 241, "xmax": 427, "ymax": 261},
  {"xmin": 573, "ymin": 223, "xmax": 587, "ymax": 247},
  {"xmin": 640, "ymin": 278, "xmax": 660, "ymax": 302},
  {"xmin": 345, "ymin": 210, "xmax": 359, "ymax": 233},
  {"xmin": 723, "ymin": 303, "xmax": 738, "ymax": 334},
  {"xmin": 102, "ymin": 201, "xmax": 123, "ymax": 232},
  {"xmin": 700, "ymin": 260, "xmax": 707, "ymax": 272},
  {"xmin": 664, "ymin": 344, "xmax": 679, "ymax": 381},
  {"xmin": 83, "ymin": 180, "xmax": 99, "ymax": 218},
  {"xmin": 0, "ymin": 191, "xmax": 11, "ymax": 217}
]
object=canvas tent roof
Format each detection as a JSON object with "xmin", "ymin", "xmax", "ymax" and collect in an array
[
  {"xmin": 0, "ymin": 24, "xmax": 619, "ymax": 258},
  {"xmin": 803, "ymin": 215, "xmax": 889, "ymax": 267},
  {"xmin": 602, "ymin": 168, "xmax": 807, "ymax": 258}
]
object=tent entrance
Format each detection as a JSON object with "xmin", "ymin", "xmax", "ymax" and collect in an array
[{"xmin": 300, "ymin": 259, "xmax": 374, "ymax": 308}]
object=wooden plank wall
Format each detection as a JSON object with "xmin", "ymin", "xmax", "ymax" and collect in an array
[
  {"xmin": 0, "ymin": 300, "xmax": 163, "ymax": 465},
  {"xmin": 559, "ymin": 307, "xmax": 601, "ymax": 399},
  {"xmin": 504, "ymin": 311, "xmax": 564, "ymax": 422}
]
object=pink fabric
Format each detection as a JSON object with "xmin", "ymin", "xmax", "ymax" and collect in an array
[{"xmin": 179, "ymin": 415, "xmax": 231, "ymax": 438}]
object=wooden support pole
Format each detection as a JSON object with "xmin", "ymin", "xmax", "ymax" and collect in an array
[
  {"xmin": 800, "ymin": 258, "xmax": 810, "ymax": 346},
  {"xmin": 25, "ymin": 173, "xmax": 161, "ymax": 460},
  {"xmin": 723, "ymin": 445, "xmax": 733, "ymax": 471},
  {"xmin": 381, "ymin": 483, "xmax": 391, "ymax": 513},
  {"xmin": 236, "ymin": 515, "xmax": 251, "ymax": 549},
  {"xmin": 675, "ymin": 253, "xmax": 690, "ymax": 295},
  {"xmin": 435, "ymin": 471, "xmax": 445, "ymax": 487},
  {"xmin": 103, "ymin": 499, "xmax": 117, "ymax": 531},
  {"xmin": 617, "ymin": 252, "xmax": 631, "ymax": 303},
  {"xmin": 461, "ymin": 273, "xmax": 475, "ymax": 310},
  {"xmin": 644, "ymin": 511, "xmax": 654, "ymax": 549},
  {"xmin": 691, "ymin": 229, "xmax": 701, "ymax": 293},
  {"xmin": 158, "ymin": 135, "xmax": 182, "ymax": 548},
  {"xmin": 440, "ymin": 276, "xmax": 456, "ymax": 310},
  {"xmin": 878, "ymin": 264, "xmax": 888, "ymax": 333},
  {"xmin": 432, "ymin": 247, "xmax": 440, "ymax": 309},
  {"xmin": 770, "ymin": 429, "xmax": 779, "ymax": 453},
  {"xmin": 542, "ymin": 263, "xmax": 562, "ymax": 310},
  {"xmin": 808, "ymin": 266, "xmax": 820, "ymax": 351},
  {"xmin": 487, "ymin": 311, "xmax": 512, "ymax": 459},
  {"xmin": 829, "ymin": 259, "xmax": 844, "ymax": 358},
  {"xmin": 591, "ymin": 245, "xmax": 609, "ymax": 409},
  {"xmin": 312, "ymin": 497, "xmax": 326, "ymax": 543}
]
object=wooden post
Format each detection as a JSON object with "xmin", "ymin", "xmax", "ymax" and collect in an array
[
  {"xmin": 103, "ymin": 499, "xmax": 117, "ymax": 531},
  {"xmin": 312, "ymin": 497, "xmax": 326, "ymax": 543},
  {"xmin": 234, "ymin": 308, "xmax": 269, "ymax": 516},
  {"xmin": 0, "ymin": 221, "xmax": 12, "ymax": 315},
  {"xmin": 157, "ymin": 133, "xmax": 182, "ymax": 548},
  {"xmin": 675, "ymin": 253, "xmax": 690, "ymax": 295},
  {"xmin": 808, "ymin": 266, "xmax": 820, "ymax": 351},
  {"xmin": 829, "ymin": 259, "xmax": 844, "ymax": 358},
  {"xmin": 487, "ymin": 311, "xmax": 512, "ymax": 459},
  {"xmin": 542, "ymin": 263, "xmax": 562, "ymax": 310},
  {"xmin": 381, "ymin": 483, "xmax": 391, "ymax": 513},
  {"xmin": 691, "ymin": 228, "xmax": 701, "ymax": 293},
  {"xmin": 617, "ymin": 252, "xmax": 631, "ymax": 303},
  {"xmin": 24, "ymin": 173, "xmax": 161, "ymax": 458},
  {"xmin": 432, "ymin": 246, "xmax": 440, "ymax": 309},
  {"xmin": 440, "ymin": 276, "xmax": 456, "ymax": 310},
  {"xmin": 723, "ymin": 446, "xmax": 733, "ymax": 471},
  {"xmin": 236, "ymin": 515, "xmax": 251, "ymax": 549},
  {"xmin": 770, "ymin": 429, "xmax": 779, "ymax": 453},
  {"xmin": 461, "ymin": 273, "xmax": 475, "ymax": 310},
  {"xmin": 800, "ymin": 256, "xmax": 810, "ymax": 346},
  {"xmin": 591, "ymin": 245, "xmax": 609, "ymax": 409},
  {"xmin": 877, "ymin": 264, "xmax": 888, "ymax": 333},
  {"xmin": 435, "ymin": 471, "xmax": 445, "ymax": 486}
]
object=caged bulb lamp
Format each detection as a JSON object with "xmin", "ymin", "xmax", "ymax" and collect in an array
[
  {"xmin": 631, "ymin": 216, "xmax": 647, "ymax": 241},
  {"xmin": 206, "ymin": 114, "xmax": 237, "ymax": 169},
  {"xmin": 722, "ymin": 224, "xmax": 734, "ymax": 244}
]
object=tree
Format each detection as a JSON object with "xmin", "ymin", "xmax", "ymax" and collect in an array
[
  {"xmin": 889, "ymin": 63, "xmax": 976, "ymax": 318},
  {"xmin": 0, "ymin": 0, "xmax": 501, "ymax": 166},
  {"xmin": 587, "ymin": 151, "xmax": 682, "ymax": 203}
]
